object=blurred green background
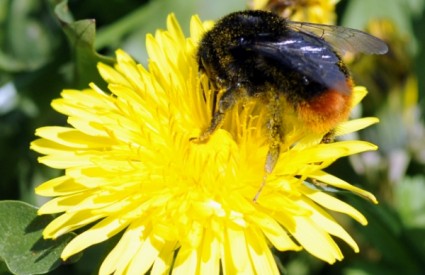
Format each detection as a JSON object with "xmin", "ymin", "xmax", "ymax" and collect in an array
[{"xmin": 1, "ymin": 0, "xmax": 425, "ymax": 274}]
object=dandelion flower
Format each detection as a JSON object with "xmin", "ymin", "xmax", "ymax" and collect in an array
[
  {"xmin": 250, "ymin": 0, "xmax": 340, "ymax": 24},
  {"xmin": 31, "ymin": 13, "xmax": 378, "ymax": 274}
]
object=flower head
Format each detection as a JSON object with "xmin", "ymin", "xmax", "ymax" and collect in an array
[
  {"xmin": 250, "ymin": 0, "xmax": 340, "ymax": 24},
  {"xmin": 31, "ymin": 14, "xmax": 378, "ymax": 274}
]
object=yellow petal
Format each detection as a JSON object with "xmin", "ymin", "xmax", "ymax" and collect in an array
[
  {"xmin": 35, "ymin": 126, "xmax": 114, "ymax": 148},
  {"xmin": 352, "ymin": 86, "xmax": 368, "ymax": 106},
  {"xmin": 151, "ymin": 241, "xmax": 177, "ymax": 275},
  {"xmin": 99, "ymin": 224, "xmax": 144, "ymax": 275},
  {"xmin": 302, "ymin": 185, "xmax": 368, "ymax": 225},
  {"xmin": 61, "ymin": 216, "xmax": 130, "ymax": 260},
  {"xmin": 43, "ymin": 210, "xmax": 104, "ymax": 239},
  {"xmin": 126, "ymin": 234, "xmax": 165, "ymax": 274},
  {"xmin": 291, "ymin": 217, "xmax": 343, "ymax": 264},
  {"xmin": 334, "ymin": 117, "xmax": 380, "ymax": 136},
  {"xmin": 198, "ymin": 229, "xmax": 220, "ymax": 275},
  {"xmin": 310, "ymin": 171, "xmax": 378, "ymax": 204},
  {"xmin": 172, "ymin": 246, "xmax": 199, "ymax": 275},
  {"xmin": 246, "ymin": 228, "xmax": 280, "ymax": 275}
]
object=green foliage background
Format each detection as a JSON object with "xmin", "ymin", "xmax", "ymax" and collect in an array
[{"xmin": 0, "ymin": 0, "xmax": 424, "ymax": 274}]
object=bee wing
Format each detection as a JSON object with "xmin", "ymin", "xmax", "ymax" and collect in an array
[
  {"xmin": 251, "ymin": 37, "xmax": 351, "ymax": 94},
  {"xmin": 287, "ymin": 21, "xmax": 388, "ymax": 55}
]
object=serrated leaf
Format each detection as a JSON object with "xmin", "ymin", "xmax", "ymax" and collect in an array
[
  {"xmin": 53, "ymin": 0, "xmax": 115, "ymax": 89},
  {"xmin": 0, "ymin": 201, "xmax": 75, "ymax": 275}
]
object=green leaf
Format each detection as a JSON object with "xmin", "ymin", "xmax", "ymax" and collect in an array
[
  {"xmin": 348, "ymin": 197, "xmax": 423, "ymax": 273},
  {"xmin": 0, "ymin": 201, "xmax": 75, "ymax": 275},
  {"xmin": 53, "ymin": 0, "xmax": 115, "ymax": 89},
  {"xmin": 344, "ymin": 260, "xmax": 403, "ymax": 275},
  {"xmin": 95, "ymin": 0, "xmax": 246, "ymax": 64},
  {"xmin": 0, "ymin": 0, "xmax": 58, "ymax": 72},
  {"xmin": 394, "ymin": 176, "xmax": 425, "ymax": 227},
  {"xmin": 94, "ymin": 0, "xmax": 199, "ymax": 64}
]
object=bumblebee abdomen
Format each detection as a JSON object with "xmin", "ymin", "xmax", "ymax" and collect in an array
[{"xmin": 297, "ymin": 78, "xmax": 353, "ymax": 133}]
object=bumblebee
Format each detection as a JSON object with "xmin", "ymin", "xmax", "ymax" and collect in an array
[{"xmin": 193, "ymin": 10, "xmax": 388, "ymax": 200}]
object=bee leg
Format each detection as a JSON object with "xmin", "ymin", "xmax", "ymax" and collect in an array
[
  {"xmin": 191, "ymin": 86, "xmax": 238, "ymax": 142},
  {"xmin": 253, "ymin": 92, "xmax": 282, "ymax": 202},
  {"xmin": 321, "ymin": 130, "xmax": 335, "ymax": 143}
]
